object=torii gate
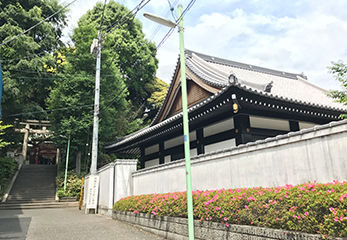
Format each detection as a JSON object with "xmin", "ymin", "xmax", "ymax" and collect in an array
[{"xmin": 16, "ymin": 120, "xmax": 58, "ymax": 164}]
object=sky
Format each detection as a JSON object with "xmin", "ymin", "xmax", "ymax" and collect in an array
[{"xmin": 61, "ymin": 0, "xmax": 347, "ymax": 90}]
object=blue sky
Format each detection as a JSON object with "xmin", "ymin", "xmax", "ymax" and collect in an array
[{"xmin": 62, "ymin": 0, "xmax": 347, "ymax": 90}]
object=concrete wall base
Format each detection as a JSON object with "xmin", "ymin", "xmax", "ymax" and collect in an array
[
  {"xmin": 112, "ymin": 211, "xmax": 346, "ymax": 240},
  {"xmin": 98, "ymin": 207, "xmax": 113, "ymax": 218}
]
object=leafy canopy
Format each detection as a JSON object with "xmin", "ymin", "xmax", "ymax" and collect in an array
[
  {"xmin": 328, "ymin": 60, "xmax": 347, "ymax": 118},
  {"xmin": 47, "ymin": 1, "xmax": 158, "ymax": 167}
]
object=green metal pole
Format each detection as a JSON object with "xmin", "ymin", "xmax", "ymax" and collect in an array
[
  {"xmin": 63, "ymin": 135, "xmax": 70, "ymax": 193},
  {"xmin": 178, "ymin": 4, "xmax": 195, "ymax": 239}
]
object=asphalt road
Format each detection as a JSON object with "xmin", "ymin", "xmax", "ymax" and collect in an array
[{"xmin": 0, "ymin": 207, "xmax": 164, "ymax": 240}]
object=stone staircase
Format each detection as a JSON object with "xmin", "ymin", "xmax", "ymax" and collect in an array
[{"xmin": 5, "ymin": 164, "xmax": 57, "ymax": 204}]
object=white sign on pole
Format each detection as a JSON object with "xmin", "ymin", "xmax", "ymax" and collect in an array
[{"xmin": 86, "ymin": 175, "xmax": 99, "ymax": 210}]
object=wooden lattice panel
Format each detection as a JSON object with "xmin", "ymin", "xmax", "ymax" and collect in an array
[{"xmin": 167, "ymin": 81, "xmax": 212, "ymax": 117}]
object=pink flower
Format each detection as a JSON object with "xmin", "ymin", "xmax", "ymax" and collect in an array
[
  {"xmin": 304, "ymin": 212, "xmax": 309, "ymax": 216},
  {"xmin": 245, "ymin": 205, "xmax": 249, "ymax": 210},
  {"xmin": 225, "ymin": 223, "xmax": 229, "ymax": 227},
  {"xmin": 206, "ymin": 217, "xmax": 208, "ymax": 221},
  {"xmin": 209, "ymin": 216, "xmax": 212, "ymax": 220},
  {"xmin": 265, "ymin": 204, "xmax": 268, "ymax": 208},
  {"xmin": 224, "ymin": 217, "xmax": 227, "ymax": 221},
  {"xmin": 334, "ymin": 217, "xmax": 338, "ymax": 222}
]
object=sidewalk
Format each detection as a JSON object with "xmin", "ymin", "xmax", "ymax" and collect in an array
[{"xmin": 0, "ymin": 207, "xmax": 165, "ymax": 240}]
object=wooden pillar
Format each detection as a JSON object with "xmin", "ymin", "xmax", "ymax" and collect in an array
[
  {"xmin": 289, "ymin": 120, "xmax": 300, "ymax": 132},
  {"xmin": 234, "ymin": 115, "xmax": 252, "ymax": 145},
  {"xmin": 140, "ymin": 147, "xmax": 145, "ymax": 169},
  {"xmin": 196, "ymin": 129, "xmax": 204, "ymax": 155},
  {"xmin": 159, "ymin": 142, "xmax": 164, "ymax": 164}
]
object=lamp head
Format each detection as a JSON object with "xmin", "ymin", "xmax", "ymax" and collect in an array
[{"xmin": 143, "ymin": 13, "xmax": 177, "ymax": 28}]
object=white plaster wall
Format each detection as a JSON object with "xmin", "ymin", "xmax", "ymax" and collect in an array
[
  {"xmin": 145, "ymin": 158, "xmax": 159, "ymax": 168},
  {"xmin": 97, "ymin": 164, "xmax": 112, "ymax": 209},
  {"xmin": 164, "ymin": 155, "xmax": 171, "ymax": 163},
  {"xmin": 113, "ymin": 159, "xmax": 138, "ymax": 202},
  {"xmin": 190, "ymin": 148, "xmax": 197, "ymax": 157},
  {"xmin": 164, "ymin": 131, "xmax": 196, "ymax": 149},
  {"xmin": 145, "ymin": 144, "xmax": 159, "ymax": 155},
  {"xmin": 250, "ymin": 116, "xmax": 290, "ymax": 131},
  {"xmin": 299, "ymin": 121, "xmax": 317, "ymax": 130},
  {"xmin": 132, "ymin": 120, "xmax": 347, "ymax": 196},
  {"xmin": 203, "ymin": 118, "xmax": 234, "ymax": 137},
  {"xmin": 205, "ymin": 138, "xmax": 236, "ymax": 153},
  {"xmin": 83, "ymin": 176, "xmax": 89, "ymax": 206}
]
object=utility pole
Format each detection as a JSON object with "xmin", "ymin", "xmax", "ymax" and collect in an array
[{"xmin": 90, "ymin": 31, "xmax": 101, "ymax": 175}]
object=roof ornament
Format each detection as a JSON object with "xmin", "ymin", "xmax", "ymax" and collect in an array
[
  {"xmin": 228, "ymin": 71, "xmax": 238, "ymax": 85},
  {"xmin": 264, "ymin": 81, "xmax": 273, "ymax": 93}
]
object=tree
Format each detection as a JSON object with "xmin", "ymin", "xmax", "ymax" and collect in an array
[
  {"xmin": 328, "ymin": 60, "xmax": 347, "ymax": 118},
  {"xmin": 0, "ymin": 0, "xmax": 68, "ymax": 145},
  {"xmin": 0, "ymin": 0, "xmax": 68, "ymax": 119},
  {"xmin": 47, "ymin": 1, "xmax": 158, "ymax": 168},
  {"xmin": 0, "ymin": 121, "xmax": 12, "ymax": 148},
  {"xmin": 72, "ymin": 1, "xmax": 158, "ymax": 112},
  {"xmin": 146, "ymin": 78, "xmax": 169, "ymax": 122}
]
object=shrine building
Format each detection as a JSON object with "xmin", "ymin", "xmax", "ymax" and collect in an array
[{"xmin": 104, "ymin": 49, "xmax": 347, "ymax": 168}]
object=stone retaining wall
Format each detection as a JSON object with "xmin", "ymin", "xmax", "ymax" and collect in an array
[{"xmin": 113, "ymin": 211, "xmax": 346, "ymax": 240}]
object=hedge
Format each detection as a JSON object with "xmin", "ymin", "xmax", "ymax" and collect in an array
[{"xmin": 114, "ymin": 181, "xmax": 347, "ymax": 238}]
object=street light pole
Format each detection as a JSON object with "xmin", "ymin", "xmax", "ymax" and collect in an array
[
  {"xmin": 177, "ymin": 5, "xmax": 195, "ymax": 239},
  {"xmin": 144, "ymin": 5, "xmax": 195, "ymax": 239}
]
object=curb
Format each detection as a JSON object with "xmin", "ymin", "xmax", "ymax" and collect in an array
[{"xmin": 1, "ymin": 163, "xmax": 22, "ymax": 203}]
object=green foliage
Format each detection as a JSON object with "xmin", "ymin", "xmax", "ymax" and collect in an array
[
  {"xmin": 146, "ymin": 78, "xmax": 169, "ymax": 121},
  {"xmin": 328, "ymin": 60, "xmax": 347, "ymax": 118},
  {"xmin": 56, "ymin": 170, "xmax": 83, "ymax": 197},
  {"xmin": 0, "ymin": 157, "xmax": 18, "ymax": 195},
  {"xmin": 0, "ymin": 121, "xmax": 12, "ymax": 148},
  {"xmin": 0, "ymin": 0, "xmax": 68, "ymax": 118},
  {"xmin": 114, "ymin": 181, "xmax": 347, "ymax": 238},
  {"xmin": 47, "ymin": 0, "xmax": 159, "ymax": 169},
  {"xmin": 0, "ymin": 0, "xmax": 68, "ymax": 148}
]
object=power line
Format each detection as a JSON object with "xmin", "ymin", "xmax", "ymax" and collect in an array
[
  {"xmin": 105, "ymin": 0, "xmax": 151, "ymax": 35},
  {"xmin": 1, "ymin": 0, "xmax": 150, "ymax": 63},
  {"xmin": 0, "ymin": 0, "xmax": 78, "ymax": 47},
  {"xmin": 100, "ymin": 1, "xmax": 197, "ymax": 114},
  {"xmin": 7, "ymin": 104, "xmax": 94, "ymax": 117},
  {"xmin": 167, "ymin": 0, "xmax": 177, "ymax": 21},
  {"xmin": 99, "ymin": 0, "xmax": 108, "ymax": 32}
]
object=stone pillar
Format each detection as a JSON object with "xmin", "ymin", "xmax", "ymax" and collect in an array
[
  {"xmin": 22, "ymin": 124, "xmax": 30, "ymax": 165},
  {"xmin": 56, "ymin": 148, "xmax": 60, "ymax": 165},
  {"xmin": 114, "ymin": 159, "xmax": 138, "ymax": 203}
]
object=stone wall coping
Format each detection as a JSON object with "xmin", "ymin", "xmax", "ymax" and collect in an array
[
  {"xmin": 133, "ymin": 119, "xmax": 347, "ymax": 177},
  {"xmin": 114, "ymin": 159, "xmax": 138, "ymax": 166},
  {"xmin": 113, "ymin": 211, "xmax": 347, "ymax": 240}
]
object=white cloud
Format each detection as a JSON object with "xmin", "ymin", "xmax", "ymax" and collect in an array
[{"xmin": 62, "ymin": 0, "xmax": 347, "ymax": 90}]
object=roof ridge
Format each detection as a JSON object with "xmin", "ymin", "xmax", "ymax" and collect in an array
[{"xmin": 185, "ymin": 49, "xmax": 307, "ymax": 80}]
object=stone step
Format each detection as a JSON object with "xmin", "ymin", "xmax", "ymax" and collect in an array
[{"xmin": 0, "ymin": 201, "xmax": 78, "ymax": 210}]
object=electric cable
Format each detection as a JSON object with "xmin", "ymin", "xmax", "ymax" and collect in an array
[
  {"xmin": 0, "ymin": 0, "xmax": 78, "ymax": 47},
  {"xmin": 167, "ymin": 0, "xmax": 177, "ymax": 21},
  {"xmin": 7, "ymin": 104, "xmax": 94, "ymax": 117}
]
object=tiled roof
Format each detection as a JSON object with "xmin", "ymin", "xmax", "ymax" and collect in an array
[{"xmin": 185, "ymin": 50, "xmax": 347, "ymax": 112}]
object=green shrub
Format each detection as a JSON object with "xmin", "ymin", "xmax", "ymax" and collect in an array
[
  {"xmin": 0, "ymin": 157, "xmax": 18, "ymax": 195},
  {"xmin": 56, "ymin": 171, "xmax": 83, "ymax": 197},
  {"xmin": 114, "ymin": 181, "xmax": 347, "ymax": 238}
]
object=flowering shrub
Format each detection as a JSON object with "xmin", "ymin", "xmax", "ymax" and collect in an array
[{"xmin": 114, "ymin": 181, "xmax": 347, "ymax": 238}]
